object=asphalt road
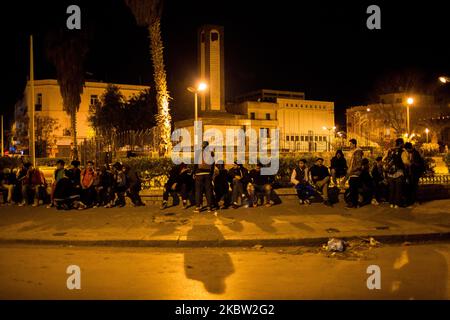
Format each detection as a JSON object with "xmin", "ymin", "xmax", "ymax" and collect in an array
[{"xmin": 0, "ymin": 242, "xmax": 449, "ymax": 299}]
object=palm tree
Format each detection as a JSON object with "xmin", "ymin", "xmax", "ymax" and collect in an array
[
  {"xmin": 46, "ymin": 29, "xmax": 88, "ymax": 160},
  {"xmin": 125, "ymin": 0, "xmax": 172, "ymax": 156}
]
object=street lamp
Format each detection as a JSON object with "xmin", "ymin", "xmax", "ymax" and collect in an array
[
  {"xmin": 187, "ymin": 82, "xmax": 207, "ymax": 123},
  {"xmin": 322, "ymin": 126, "xmax": 336, "ymax": 152},
  {"xmin": 187, "ymin": 82, "xmax": 207, "ymax": 146},
  {"xmin": 425, "ymin": 128, "xmax": 429, "ymax": 143},
  {"xmin": 439, "ymin": 76, "xmax": 450, "ymax": 84},
  {"xmin": 406, "ymin": 97, "xmax": 414, "ymax": 136}
]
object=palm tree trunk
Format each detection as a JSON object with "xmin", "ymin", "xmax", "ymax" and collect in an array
[
  {"xmin": 71, "ymin": 109, "xmax": 78, "ymax": 160},
  {"xmin": 148, "ymin": 19, "xmax": 172, "ymax": 157}
]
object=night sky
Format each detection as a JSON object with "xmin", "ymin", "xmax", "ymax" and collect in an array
[{"xmin": 2, "ymin": 0, "xmax": 449, "ymax": 129}]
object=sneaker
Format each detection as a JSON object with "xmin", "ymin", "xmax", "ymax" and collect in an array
[
  {"xmin": 299, "ymin": 199, "xmax": 304, "ymax": 205},
  {"xmin": 193, "ymin": 207, "xmax": 201, "ymax": 213},
  {"xmin": 160, "ymin": 201, "xmax": 168, "ymax": 210},
  {"xmin": 304, "ymin": 199, "xmax": 311, "ymax": 205},
  {"xmin": 345, "ymin": 203, "xmax": 355, "ymax": 209},
  {"xmin": 371, "ymin": 199, "xmax": 379, "ymax": 206},
  {"xmin": 18, "ymin": 202, "xmax": 26, "ymax": 207},
  {"xmin": 182, "ymin": 201, "xmax": 188, "ymax": 209},
  {"xmin": 394, "ymin": 205, "xmax": 399, "ymax": 209},
  {"xmin": 232, "ymin": 202, "xmax": 239, "ymax": 209},
  {"xmin": 264, "ymin": 202, "xmax": 272, "ymax": 207},
  {"xmin": 390, "ymin": 204, "xmax": 394, "ymax": 208}
]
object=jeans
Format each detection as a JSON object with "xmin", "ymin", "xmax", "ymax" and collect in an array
[
  {"xmin": 195, "ymin": 174, "xmax": 214, "ymax": 208},
  {"xmin": 231, "ymin": 179, "xmax": 244, "ymax": 204},
  {"xmin": 314, "ymin": 177, "xmax": 330, "ymax": 201}
]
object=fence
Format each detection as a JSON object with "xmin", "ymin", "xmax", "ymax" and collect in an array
[{"xmin": 79, "ymin": 127, "xmax": 161, "ymax": 167}]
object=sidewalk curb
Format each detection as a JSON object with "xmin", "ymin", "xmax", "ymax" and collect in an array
[{"xmin": 1, "ymin": 232, "xmax": 450, "ymax": 248}]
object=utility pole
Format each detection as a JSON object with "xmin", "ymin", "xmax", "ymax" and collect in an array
[{"xmin": 29, "ymin": 35, "xmax": 36, "ymax": 167}]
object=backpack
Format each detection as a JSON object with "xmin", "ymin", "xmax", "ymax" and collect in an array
[{"xmin": 384, "ymin": 148, "xmax": 405, "ymax": 175}]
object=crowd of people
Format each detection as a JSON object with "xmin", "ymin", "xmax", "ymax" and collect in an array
[
  {"xmin": 0, "ymin": 160, "xmax": 145, "ymax": 210},
  {"xmin": 290, "ymin": 138, "xmax": 426, "ymax": 209},
  {"xmin": 0, "ymin": 138, "xmax": 426, "ymax": 211}
]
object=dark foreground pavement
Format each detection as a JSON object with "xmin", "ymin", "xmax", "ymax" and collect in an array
[
  {"xmin": 0, "ymin": 199, "xmax": 449, "ymax": 247},
  {"xmin": 0, "ymin": 242, "xmax": 449, "ymax": 299}
]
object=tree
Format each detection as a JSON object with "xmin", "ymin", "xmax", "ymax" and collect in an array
[
  {"xmin": 125, "ymin": 0, "xmax": 172, "ymax": 156},
  {"xmin": 35, "ymin": 116, "xmax": 60, "ymax": 157},
  {"xmin": 46, "ymin": 28, "xmax": 88, "ymax": 160},
  {"xmin": 88, "ymin": 84, "xmax": 126, "ymax": 146}
]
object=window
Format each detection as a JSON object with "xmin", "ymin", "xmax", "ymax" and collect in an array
[
  {"xmin": 286, "ymin": 136, "xmax": 290, "ymax": 141},
  {"xmin": 90, "ymin": 95, "xmax": 99, "ymax": 105},
  {"xmin": 35, "ymin": 93, "xmax": 42, "ymax": 111},
  {"xmin": 301, "ymin": 136, "xmax": 305, "ymax": 141},
  {"xmin": 291, "ymin": 135, "xmax": 294, "ymax": 141},
  {"xmin": 315, "ymin": 136, "xmax": 318, "ymax": 141},
  {"xmin": 396, "ymin": 98, "xmax": 402, "ymax": 103},
  {"xmin": 319, "ymin": 136, "xmax": 322, "ymax": 142},
  {"xmin": 63, "ymin": 129, "xmax": 71, "ymax": 136},
  {"xmin": 265, "ymin": 113, "xmax": 270, "ymax": 120},
  {"xmin": 250, "ymin": 112, "xmax": 255, "ymax": 120},
  {"xmin": 211, "ymin": 32, "xmax": 219, "ymax": 41},
  {"xmin": 295, "ymin": 136, "xmax": 299, "ymax": 141}
]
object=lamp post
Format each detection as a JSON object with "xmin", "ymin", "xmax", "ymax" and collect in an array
[
  {"xmin": 439, "ymin": 76, "xmax": 450, "ymax": 84},
  {"xmin": 322, "ymin": 126, "xmax": 336, "ymax": 152},
  {"xmin": 187, "ymin": 82, "xmax": 207, "ymax": 146},
  {"xmin": 425, "ymin": 128, "xmax": 429, "ymax": 143},
  {"xmin": 406, "ymin": 97, "xmax": 414, "ymax": 137}
]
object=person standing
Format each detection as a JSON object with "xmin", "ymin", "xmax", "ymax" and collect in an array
[
  {"xmin": 371, "ymin": 156, "xmax": 387, "ymax": 204},
  {"xmin": 404, "ymin": 142, "xmax": 425, "ymax": 206},
  {"xmin": 310, "ymin": 158, "xmax": 332, "ymax": 206},
  {"xmin": 193, "ymin": 141, "xmax": 215, "ymax": 213},
  {"xmin": 383, "ymin": 138, "xmax": 409, "ymax": 208},
  {"xmin": 213, "ymin": 162, "xmax": 231, "ymax": 209},
  {"xmin": 112, "ymin": 162, "xmax": 127, "ymax": 207},
  {"xmin": 345, "ymin": 139, "xmax": 364, "ymax": 209}
]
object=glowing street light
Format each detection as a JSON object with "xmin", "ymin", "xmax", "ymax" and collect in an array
[
  {"xmin": 425, "ymin": 128, "xmax": 430, "ymax": 143},
  {"xmin": 322, "ymin": 126, "xmax": 336, "ymax": 152},
  {"xmin": 187, "ymin": 82, "xmax": 208, "ymax": 122},
  {"xmin": 439, "ymin": 76, "xmax": 450, "ymax": 84}
]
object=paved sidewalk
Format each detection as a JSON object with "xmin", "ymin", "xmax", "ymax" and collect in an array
[{"xmin": 0, "ymin": 199, "xmax": 449, "ymax": 247}]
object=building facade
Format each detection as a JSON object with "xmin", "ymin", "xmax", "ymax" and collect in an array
[
  {"xmin": 346, "ymin": 93, "xmax": 449, "ymax": 147},
  {"xmin": 13, "ymin": 79, "xmax": 149, "ymax": 157},
  {"xmin": 175, "ymin": 25, "xmax": 335, "ymax": 156}
]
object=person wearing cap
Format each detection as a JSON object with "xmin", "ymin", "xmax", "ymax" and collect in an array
[
  {"xmin": 310, "ymin": 157, "xmax": 332, "ymax": 206},
  {"xmin": 193, "ymin": 141, "xmax": 215, "ymax": 213},
  {"xmin": 247, "ymin": 162, "xmax": 273, "ymax": 207},
  {"xmin": 345, "ymin": 138, "xmax": 364, "ymax": 209},
  {"xmin": 228, "ymin": 160, "xmax": 249, "ymax": 209}
]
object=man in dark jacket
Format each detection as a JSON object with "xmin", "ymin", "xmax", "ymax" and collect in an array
[
  {"xmin": 404, "ymin": 142, "xmax": 425, "ymax": 206},
  {"xmin": 310, "ymin": 157, "xmax": 332, "ymax": 206},
  {"xmin": 371, "ymin": 156, "xmax": 387, "ymax": 204},
  {"xmin": 228, "ymin": 161, "xmax": 249, "ymax": 209},
  {"xmin": 213, "ymin": 161, "xmax": 231, "ymax": 209},
  {"xmin": 345, "ymin": 139, "xmax": 364, "ymax": 209},
  {"xmin": 124, "ymin": 164, "xmax": 145, "ymax": 207},
  {"xmin": 161, "ymin": 162, "xmax": 191, "ymax": 209},
  {"xmin": 247, "ymin": 162, "xmax": 273, "ymax": 207},
  {"xmin": 193, "ymin": 141, "xmax": 215, "ymax": 213}
]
